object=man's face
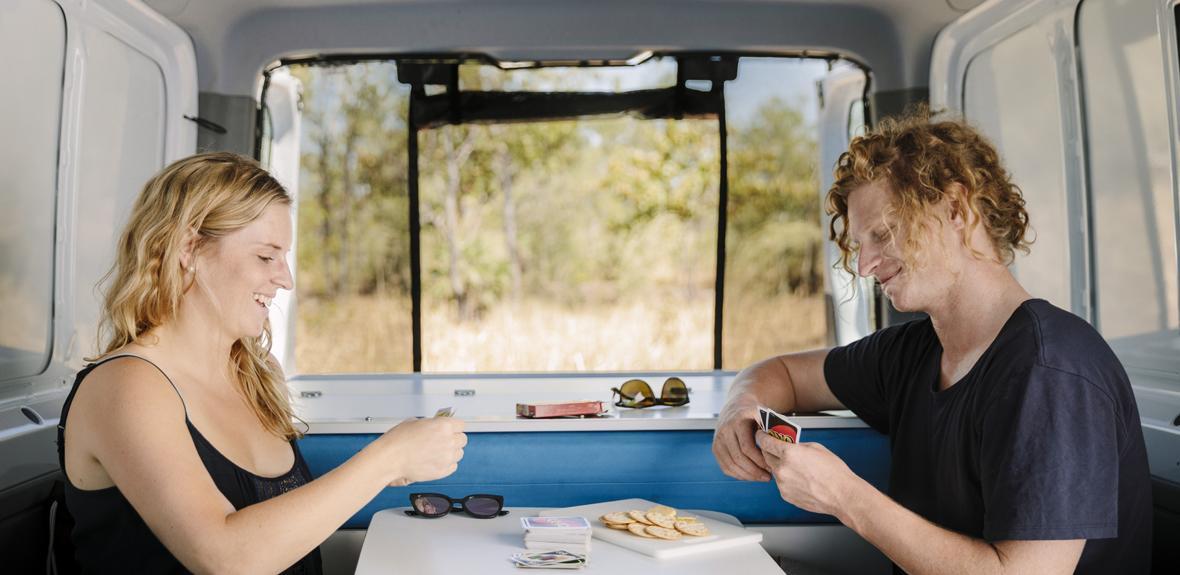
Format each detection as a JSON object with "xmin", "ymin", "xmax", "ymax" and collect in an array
[{"xmin": 846, "ymin": 181, "xmax": 960, "ymax": 313}]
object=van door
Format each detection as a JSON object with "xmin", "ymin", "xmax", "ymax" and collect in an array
[
  {"xmin": 816, "ymin": 66, "xmax": 872, "ymax": 345},
  {"xmin": 0, "ymin": 0, "xmax": 196, "ymax": 570},
  {"xmin": 260, "ymin": 68, "xmax": 303, "ymax": 373}
]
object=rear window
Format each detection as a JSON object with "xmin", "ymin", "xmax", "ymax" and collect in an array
[{"xmin": 279, "ymin": 55, "xmax": 838, "ymax": 374}]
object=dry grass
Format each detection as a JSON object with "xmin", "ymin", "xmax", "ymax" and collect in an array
[{"xmin": 295, "ymin": 292, "xmax": 825, "ymax": 374}]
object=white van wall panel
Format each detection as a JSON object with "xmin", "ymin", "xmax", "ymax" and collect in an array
[
  {"xmin": 0, "ymin": 0, "xmax": 66, "ymax": 384},
  {"xmin": 963, "ymin": 24, "xmax": 1071, "ymax": 311},
  {"xmin": 72, "ymin": 28, "xmax": 168, "ymax": 361},
  {"xmin": 44, "ymin": 0, "xmax": 198, "ymax": 371},
  {"xmin": 930, "ymin": 0, "xmax": 1092, "ymax": 322},
  {"xmin": 1079, "ymin": 0, "xmax": 1178, "ymax": 339}
]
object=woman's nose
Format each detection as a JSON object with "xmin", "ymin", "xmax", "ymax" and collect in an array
[{"xmin": 276, "ymin": 260, "xmax": 294, "ymax": 290}]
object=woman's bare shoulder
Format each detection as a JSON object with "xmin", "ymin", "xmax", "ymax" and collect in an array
[{"xmin": 75, "ymin": 353, "xmax": 186, "ymax": 420}]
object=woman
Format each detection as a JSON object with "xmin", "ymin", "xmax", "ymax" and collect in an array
[{"xmin": 56, "ymin": 152, "xmax": 466, "ymax": 574}]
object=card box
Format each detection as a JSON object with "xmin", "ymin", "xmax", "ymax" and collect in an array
[{"xmin": 516, "ymin": 400, "xmax": 607, "ymax": 418}]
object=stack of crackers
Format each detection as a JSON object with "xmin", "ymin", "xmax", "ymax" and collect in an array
[{"xmin": 598, "ymin": 505, "xmax": 710, "ymax": 540}]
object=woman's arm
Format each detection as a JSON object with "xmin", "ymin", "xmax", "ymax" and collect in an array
[{"xmin": 69, "ymin": 359, "xmax": 464, "ymax": 575}]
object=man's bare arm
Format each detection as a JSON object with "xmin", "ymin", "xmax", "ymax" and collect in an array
[
  {"xmin": 713, "ymin": 349, "xmax": 844, "ymax": 481},
  {"xmin": 759, "ymin": 437, "xmax": 1085, "ymax": 575},
  {"xmin": 839, "ymin": 473, "xmax": 1084, "ymax": 574}
]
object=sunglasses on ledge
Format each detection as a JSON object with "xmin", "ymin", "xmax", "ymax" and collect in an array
[
  {"xmin": 405, "ymin": 493, "xmax": 509, "ymax": 519},
  {"xmin": 611, "ymin": 377, "xmax": 690, "ymax": 408}
]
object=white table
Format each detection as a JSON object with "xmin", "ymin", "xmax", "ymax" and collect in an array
[{"xmin": 354, "ymin": 507, "xmax": 785, "ymax": 574}]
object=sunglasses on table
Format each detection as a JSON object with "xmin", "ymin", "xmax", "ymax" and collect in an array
[
  {"xmin": 405, "ymin": 493, "xmax": 509, "ymax": 519},
  {"xmin": 611, "ymin": 377, "xmax": 690, "ymax": 408}
]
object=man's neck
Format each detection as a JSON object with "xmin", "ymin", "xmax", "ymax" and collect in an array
[{"xmin": 927, "ymin": 262, "xmax": 1031, "ymax": 361}]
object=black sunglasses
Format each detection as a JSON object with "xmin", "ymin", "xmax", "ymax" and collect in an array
[
  {"xmin": 611, "ymin": 377, "xmax": 690, "ymax": 408},
  {"xmin": 405, "ymin": 493, "xmax": 508, "ymax": 519}
]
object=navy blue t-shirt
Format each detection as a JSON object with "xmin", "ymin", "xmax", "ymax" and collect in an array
[{"xmin": 824, "ymin": 299, "xmax": 1151, "ymax": 574}]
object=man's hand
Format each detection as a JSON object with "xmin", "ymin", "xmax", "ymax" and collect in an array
[
  {"xmin": 713, "ymin": 350, "xmax": 838, "ymax": 483},
  {"xmin": 712, "ymin": 397, "xmax": 771, "ymax": 482},
  {"xmin": 758, "ymin": 431, "xmax": 860, "ymax": 516}
]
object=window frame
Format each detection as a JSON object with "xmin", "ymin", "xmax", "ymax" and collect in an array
[{"xmin": 260, "ymin": 51, "xmax": 868, "ymax": 373}]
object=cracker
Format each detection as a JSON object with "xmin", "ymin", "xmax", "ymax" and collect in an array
[
  {"xmin": 627, "ymin": 522, "xmax": 655, "ymax": 537},
  {"xmin": 628, "ymin": 510, "xmax": 653, "ymax": 525},
  {"xmin": 675, "ymin": 520, "xmax": 710, "ymax": 536},
  {"xmin": 675, "ymin": 516, "xmax": 702, "ymax": 524},
  {"xmin": 645, "ymin": 525, "xmax": 682, "ymax": 540},
  {"xmin": 646, "ymin": 511, "xmax": 675, "ymax": 529},
  {"xmin": 607, "ymin": 522, "xmax": 630, "ymax": 530},
  {"xmin": 601, "ymin": 512, "xmax": 634, "ymax": 525},
  {"xmin": 647, "ymin": 505, "xmax": 677, "ymax": 517}
]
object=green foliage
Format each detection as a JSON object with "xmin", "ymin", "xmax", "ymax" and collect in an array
[{"xmin": 290, "ymin": 62, "xmax": 824, "ymax": 318}]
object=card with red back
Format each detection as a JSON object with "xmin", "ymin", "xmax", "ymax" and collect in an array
[{"xmin": 757, "ymin": 405, "xmax": 802, "ymax": 443}]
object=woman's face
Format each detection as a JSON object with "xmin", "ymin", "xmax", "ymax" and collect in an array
[{"xmin": 191, "ymin": 203, "xmax": 294, "ymax": 341}]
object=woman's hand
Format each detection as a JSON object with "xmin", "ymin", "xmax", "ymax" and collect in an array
[
  {"xmin": 373, "ymin": 417, "xmax": 467, "ymax": 486},
  {"xmin": 712, "ymin": 396, "xmax": 771, "ymax": 482}
]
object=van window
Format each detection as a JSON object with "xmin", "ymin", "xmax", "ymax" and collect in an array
[
  {"xmin": 962, "ymin": 24, "xmax": 1072, "ymax": 311},
  {"xmin": 1078, "ymin": 0, "xmax": 1178, "ymax": 339},
  {"xmin": 286, "ymin": 56, "xmax": 831, "ymax": 374},
  {"xmin": 0, "ymin": 0, "xmax": 65, "ymax": 383}
]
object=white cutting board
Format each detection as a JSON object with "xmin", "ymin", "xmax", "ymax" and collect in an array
[{"xmin": 539, "ymin": 498, "xmax": 763, "ymax": 560}]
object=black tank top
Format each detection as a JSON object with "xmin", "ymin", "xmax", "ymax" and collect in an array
[{"xmin": 56, "ymin": 355, "xmax": 323, "ymax": 574}]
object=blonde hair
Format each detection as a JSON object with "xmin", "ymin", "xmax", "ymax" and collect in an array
[
  {"xmin": 94, "ymin": 152, "xmax": 301, "ymax": 440},
  {"xmin": 826, "ymin": 108, "xmax": 1031, "ymax": 275}
]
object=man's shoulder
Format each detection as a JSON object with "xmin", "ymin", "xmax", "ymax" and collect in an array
[{"xmin": 1016, "ymin": 300, "xmax": 1119, "ymax": 370}]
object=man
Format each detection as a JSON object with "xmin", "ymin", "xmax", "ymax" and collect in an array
[{"xmin": 713, "ymin": 113, "xmax": 1152, "ymax": 574}]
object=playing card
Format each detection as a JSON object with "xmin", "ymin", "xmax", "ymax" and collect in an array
[
  {"xmin": 509, "ymin": 550, "xmax": 586, "ymax": 569},
  {"xmin": 757, "ymin": 405, "xmax": 802, "ymax": 443}
]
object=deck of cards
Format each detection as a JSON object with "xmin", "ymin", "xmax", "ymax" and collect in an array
[
  {"xmin": 757, "ymin": 406, "xmax": 804, "ymax": 443},
  {"xmin": 514, "ymin": 516, "xmax": 591, "ymax": 569}
]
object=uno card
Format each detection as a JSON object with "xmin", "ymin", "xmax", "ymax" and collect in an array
[
  {"xmin": 757, "ymin": 405, "xmax": 802, "ymax": 443},
  {"xmin": 434, "ymin": 407, "xmax": 454, "ymax": 417}
]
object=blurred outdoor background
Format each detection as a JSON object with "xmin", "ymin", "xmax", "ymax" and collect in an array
[{"xmin": 287, "ymin": 57, "xmax": 834, "ymax": 373}]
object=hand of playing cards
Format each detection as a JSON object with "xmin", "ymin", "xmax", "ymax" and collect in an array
[{"xmin": 757, "ymin": 406, "xmax": 804, "ymax": 443}]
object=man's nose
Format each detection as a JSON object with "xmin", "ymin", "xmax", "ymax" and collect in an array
[{"xmin": 856, "ymin": 244, "xmax": 879, "ymax": 279}]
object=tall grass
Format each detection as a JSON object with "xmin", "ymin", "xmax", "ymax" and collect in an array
[{"xmin": 294, "ymin": 291, "xmax": 825, "ymax": 374}]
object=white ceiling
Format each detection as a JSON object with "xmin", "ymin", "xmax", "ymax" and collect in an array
[{"xmin": 142, "ymin": 0, "xmax": 985, "ymax": 95}]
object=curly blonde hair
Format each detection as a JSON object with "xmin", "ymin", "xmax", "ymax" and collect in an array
[
  {"xmin": 93, "ymin": 152, "xmax": 301, "ymax": 440},
  {"xmin": 826, "ymin": 109, "xmax": 1031, "ymax": 276}
]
